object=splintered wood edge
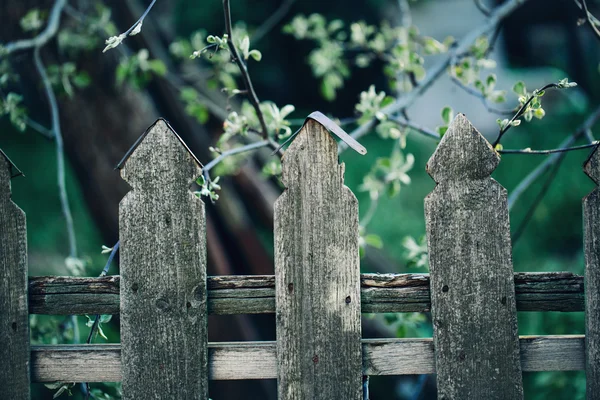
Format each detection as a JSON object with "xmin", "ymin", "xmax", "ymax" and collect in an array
[{"xmin": 30, "ymin": 335, "xmax": 584, "ymax": 382}]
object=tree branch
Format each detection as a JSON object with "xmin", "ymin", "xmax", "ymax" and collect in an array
[
  {"xmin": 580, "ymin": 0, "xmax": 600, "ymax": 40},
  {"xmin": 252, "ymin": 0, "xmax": 297, "ymax": 43},
  {"xmin": 389, "ymin": 115, "xmax": 441, "ymax": 140},
  {"xmin": 2, "ymin": 0, "xmax": 67, "ymax": 55},
  {"xmin": 474, "ymin": 0, "xmax": 492, "ymax": 16},
  {"xmin": 342, "ymin": 0, "xmax": 531, "ymax": 151},
  {"xmin": 223, "ymin": 0, "xmax": 270, "ymax": 139},
  {"xmin": 573, "ymin": 0, "xmax": 600, "ymax": 26},
  {"xmin": 33, "ymin": 46, "xmax": 77, "ymax": 259},
  {"xmin": 398, "ymin": 0, "xmax": 412, "ymax": 27},
  {"xmin": 203, "ymin": 140, "xmax": 271, "ymax": 175}
]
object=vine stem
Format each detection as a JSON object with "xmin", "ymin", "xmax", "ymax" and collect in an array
[{"xmin": 223, "ymin": 0, "xmax": 270, "ymax": 139}]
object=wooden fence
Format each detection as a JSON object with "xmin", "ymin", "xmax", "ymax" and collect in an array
[{"xmin": 1, "ymin": 114, "xmax": 599, "ymax": 399}]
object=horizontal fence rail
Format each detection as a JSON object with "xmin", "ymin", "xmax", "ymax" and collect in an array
[
  {"xmin": 28, "ymin": 271, "xmax": 584, "ymax": 315},
  {"xmin": 30, "ymin": 335, "xmax": 585, "ymax": 383}
]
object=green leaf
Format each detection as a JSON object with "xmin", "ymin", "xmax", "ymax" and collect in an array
[
  {"xmin": 20, "ymin": 9, "xmax": 44, "ymax": 32},
  {"xmin": 486, "ymin": 74, "xmax": 497, "ymax": 89},
  {"xmin": 100, "ymin": 314, "xmax": 112, "ymax": 324},
  {"xmin": 148, "ymin": 59, "xmax": 167, "ymax": 76},
  {"xmin": 248, "ymin": 49, "xmax": 262, "ymax": 62},
  {"xmin": 512, "ymin": 81, "xmax": 526, "ymax": 96},
  {"xmin": 364, "ymin": 234, "xmax": 383, "ymax": 249},
  {"xmin": 534, "ymin": 108, "xmax": 546, "ymax": 119},
  {"xmin": 441, "ymin": 106, "xmax": 453, "ymax": 125}
]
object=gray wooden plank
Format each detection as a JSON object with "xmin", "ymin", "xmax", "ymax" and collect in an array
[
  {"xmin": 275, "ymin": 119, "xmax": 363, "ymax": 399},
  {"xmin": 424, "ymin": 114, "xmax": 524, "ymax": 399},
  {"xmin": 119, "ymin": 119, "xmax": 208, "ymax": 399},
  {"xmin": 27, "ymin": 271, "xmax": 585, "ymax": 315},
  {"xmin": 584, "ymin": 146, "xmax": 600, "ymax": 399},
  {"xmin": 30, "ymin": 335, "xmax": 585, "ymax": 382},
  {"xmin": 0, "ymin": 154, "xmax": 29, "ymax": 399}
]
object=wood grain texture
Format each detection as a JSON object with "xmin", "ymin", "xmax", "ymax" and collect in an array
[
  {"xmin": 584, "ymin": 146, "xmax": 600, "ymax": 399},
  {"xmin": 275, "ymin": 120, "xmax": 362, "ymax": 399},
  {"xmin": 425, "ymin": 114, "xmax": 523, "ymax": 399},
  {"xmin": 27, "ymin": 271, "xmax": 584, "ymax": 315},
  {"xmin": 119, "ymin": 119, "xmax": 208, "ymax": 399},
  {"xmin": 0, "ymin": 155, "xmax": 29, "ymax": 399},
  {"xmin": 30, "ymin": 335, "xmax": 585, "ymax": 382}
]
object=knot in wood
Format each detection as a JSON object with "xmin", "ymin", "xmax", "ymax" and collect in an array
[{"xmin": 426, "ymin": 114, "xmax": 499, "ymax": 183}]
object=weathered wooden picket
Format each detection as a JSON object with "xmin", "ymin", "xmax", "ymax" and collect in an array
[{"xmin": 0, "ymin": 114, "xmax": 598, "ymax": 399}]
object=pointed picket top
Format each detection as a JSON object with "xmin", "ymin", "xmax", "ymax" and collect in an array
[
  {"xmin": 275, "ymin": 113, "xmax": 362, "ymax": 399},
  {"xmin": 281, "ymin": 118, "xmax": 344, "ymax": 188},
  {"xmin": 117, "ymin": 118, "xmax": 202, "ymax": 190},
  {"xmin": 584, "ymin": 143, "xmax": 600, "ymax": 185},
  {"xmin": 426, "ymin": 113, "xmax": 499, "ymax": 183},
  {"xmin": 0, "ymin": 148, "xmax": 23, "ymax": 179}
]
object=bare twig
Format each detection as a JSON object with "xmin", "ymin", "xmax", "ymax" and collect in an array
[
  {"xmin": 25, "ymin": 117, "xmax": 54, "ymax": 139},
  {"xmin": 508, "ymin": 106, "xmax": 600, "ymax": 209},
  {"xmin": 223, "ymin": 0, "xmax": 270, "ymax": 139},
  {"xmin": 492, "ymin": 82, "xmax": 559, "ymax": 147},
  {"xmin": 33, "ymin": 46, "xmax": 77, "ymax": 258},
  {"xmin": 252, "ymin": 0, "xmax": 297, "ymax": 43},
  {"xmin": 124, "ymin": 0, "xmax": 157, "ymax": 36},
  {"xmin": 581, "ymin": 0, "xmax": 600, "ymax": 40},
  {"xmin": 102, "ymin": 0, "xmax": 157, "ymax": 52},
  {"xmin": 2, "ymin": 0, "xmax": 67, "ymax": 55},
  {"xmin": 586, "ymin": 128, "xmax": 596, "ymax": 143},
  {"xmin": 500, "ymin": 142, "xmax": 599, "ymax": 154},
  {"xmin": 203, "ymin": 140, "xmax": 271, "ymax": 175},
  {"xmin": 342, "ymin": 0, "xmax": 531, "ymax": 151}
]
